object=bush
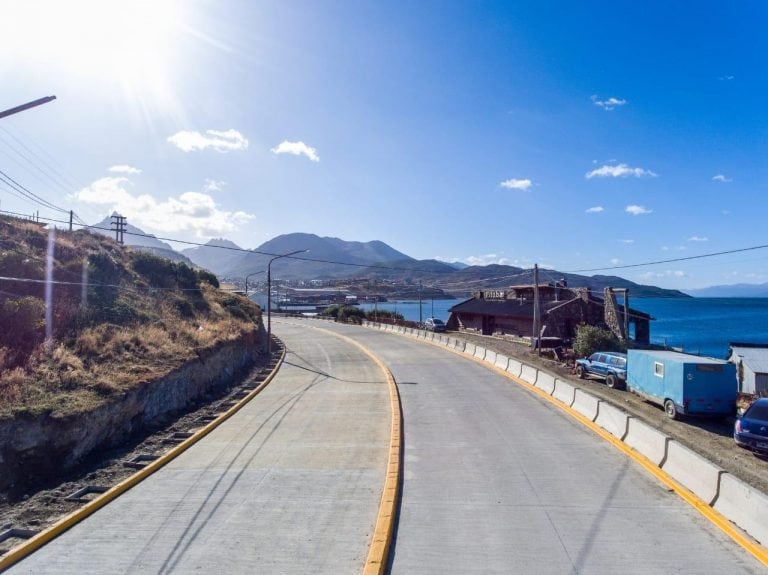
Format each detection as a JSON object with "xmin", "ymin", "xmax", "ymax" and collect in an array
[
  {"xmin": 364, "ymin": 309, "xmax": 404, "ymax": 321},
  {"xmin": 573, "ymin": 325, "xmax": 626, "ymax": 358},
  {"xmin": 197, "ymin": 269, "xmax": 219, "ymax": 288},
  {"xmin": 0, "ymin": 296, "xmax": 46, "ymax": 354}
]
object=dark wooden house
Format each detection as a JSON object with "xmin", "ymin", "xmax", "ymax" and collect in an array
[{"xmin": 447, "ymin": 284, "xmax": 651, "ymax": 344}]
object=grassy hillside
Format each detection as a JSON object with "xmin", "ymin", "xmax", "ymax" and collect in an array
[{"xmin": 0, "ymin": 216, "xmax": 262, "ymax": 418}]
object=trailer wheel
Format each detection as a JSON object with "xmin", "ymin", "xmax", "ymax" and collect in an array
[{"xmin": 664, "ymin": 399, "xmax": 679, "ymax": 420}]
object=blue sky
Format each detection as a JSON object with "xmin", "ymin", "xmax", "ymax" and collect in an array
[{"xmin": 1, "ymin": 1, "xmax": 766, "ymax": 289}]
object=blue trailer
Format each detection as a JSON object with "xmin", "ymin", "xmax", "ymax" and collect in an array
[{"xmin": 627, "ymin": 350, "xmax": 737, "ymax": 419}]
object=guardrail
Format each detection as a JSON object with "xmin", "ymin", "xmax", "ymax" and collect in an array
[{"xmin": 360, "ymin": 320, "xmax": 768, "ymax": 551}]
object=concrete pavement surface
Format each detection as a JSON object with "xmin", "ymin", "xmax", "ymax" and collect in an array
[
  {"xmin": 284, "ymin": 319, "xmax": 765, "ymax": 575},
  {"xmin": 7, "ymin": 322, "xmax": 390, "ymax": 574}
]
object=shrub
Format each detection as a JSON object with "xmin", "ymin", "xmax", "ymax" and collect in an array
[
  {"xmin": 573, "ymin": 324, "xmax": 626, "ymax": 358},
  {"xmin": 0, "ymin": 296, "xmax": 46, "ymax": 355},
  {"xmin": 197, "ymin": 269, "xmax": 219, "ymax": 288}
]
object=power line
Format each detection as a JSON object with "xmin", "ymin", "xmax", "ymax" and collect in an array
[
  {"xmin": 561, "ymin": 243, "xmax": 768, "ymax": 273},
  {"xmin": 0, "ymin": 169, "xmax": 70, "ymax": 214},
  {"xmin": 4, "ymin": 208, "xmax": 768, "ymax": 282}
]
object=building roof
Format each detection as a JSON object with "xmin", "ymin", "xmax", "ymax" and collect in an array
[
  {"xmin": 729, "ymin": 344, "xmax": 768, "ymax": 374},
  {"xmin": 448, "ymin": 296, "xmax": 581, "ymax": 319},
  {"xmin": 631, "ymin": 350, "xmax": 729, "ymax": 364},
  {"xmin": 449, "ymin": 292, "xmax": 652, "ymax": 321}
]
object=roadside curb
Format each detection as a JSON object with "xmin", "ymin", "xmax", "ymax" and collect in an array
[
  {"xmin": 0, "ymin": 347, "xmax": 286, "ymax": 573},
  {"xmin": 360, "ymin": 320, "xmax": 768, "ymax": 565}
]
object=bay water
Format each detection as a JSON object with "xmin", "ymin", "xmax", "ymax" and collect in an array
[{"xmin": 360, "ymin": 297, "xmax": 768, "ymax": 359}]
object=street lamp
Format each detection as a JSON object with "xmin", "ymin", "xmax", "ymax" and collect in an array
[
  {"xmin": 267, "ymin": 249, "xmax": 308, "ymax": 354},
  {"xmin": 245, "ymin": 270, "xmax": 265, "ymax": 297}
]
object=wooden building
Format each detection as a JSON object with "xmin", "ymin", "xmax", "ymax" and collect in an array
[{"xmin": 447, "ymin": 284, "xmax": 651, "ymax": 344}]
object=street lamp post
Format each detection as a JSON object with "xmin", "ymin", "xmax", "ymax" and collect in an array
[
  {"xmin": 245, "ymin": 270, "xmax": 265, "ymax": 297},
  {"xmin": 267, "ymin": 249, "xmax": 308, "ymax": 355}
]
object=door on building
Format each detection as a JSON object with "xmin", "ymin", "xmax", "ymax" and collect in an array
[{"xmin": 482, "ymin": 315, "xmax": 495, "ymax": 335}]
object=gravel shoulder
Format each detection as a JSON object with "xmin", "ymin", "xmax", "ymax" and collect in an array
[{"xmin": 454, "ymin": 330, "xmax": 768, "ymax": 495}]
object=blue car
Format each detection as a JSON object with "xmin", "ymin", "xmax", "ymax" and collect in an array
[
  {"xmin": 734, "ymin": 398, "xmax": 768, "ymax": 456},
  {"xmin": 575, "ymin": 351, "xmax": 627, "ymax": 389}
]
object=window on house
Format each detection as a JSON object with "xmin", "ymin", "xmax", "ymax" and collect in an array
[{"xmin": 654, "ymin": 362, "xmax": 664, "ymax": 377}]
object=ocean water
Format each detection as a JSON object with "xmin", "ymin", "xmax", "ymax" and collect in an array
[
  {"xmin": 630, "ymin": 298, "xmax": 768, "ymax": 359},
  {"xmin": 360, "ymin": 297, "xmax": 768, "ymax": 359}
]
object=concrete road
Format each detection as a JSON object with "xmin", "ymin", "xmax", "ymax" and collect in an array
[
  {"xmin": 7, "ymin": 323, "xmax": 390, "ymax": 574},
  {"xmin": 283, "ymin": 319, "xmax": 765, "ymax": 575}
]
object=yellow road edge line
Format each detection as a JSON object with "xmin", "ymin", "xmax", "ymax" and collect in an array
[
  {"xmin": 0, "ymin": 347, "xmax": 286, "ymax": 573},
  {"xmin": 286, "ymin": 322, "xmax": 401, "ymax": 575},
  {"xmin": 384, "ymin": 327, "xmax": 768, "ymax": 566}
]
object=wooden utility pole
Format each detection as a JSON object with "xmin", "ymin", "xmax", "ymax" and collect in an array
[{"xmin": 110, "ymin": 214, "xmax": 127, "ymax": 244}]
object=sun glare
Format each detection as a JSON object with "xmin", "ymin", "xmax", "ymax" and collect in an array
[{"xmin": 4, "ymin": 0, "xmax": 186, "ymax": 117}]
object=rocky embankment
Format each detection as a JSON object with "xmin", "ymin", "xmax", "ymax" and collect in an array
[{"xmin": 0, "ymin": 331, "xmax": 261, "ymax": 493}]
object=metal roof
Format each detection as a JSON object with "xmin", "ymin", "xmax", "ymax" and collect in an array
[
  {"xmin": 729, "ymin": 345, "xmax": 768, "ymax": 374},
  {"xmin": 629, "ymin": 350, "xmax": 728, "ymax": 364}
]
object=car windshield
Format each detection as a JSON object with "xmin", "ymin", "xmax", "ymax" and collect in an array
[{"xmin": 745, "ymin": 403, "xmax": 768, "ymax": 420}]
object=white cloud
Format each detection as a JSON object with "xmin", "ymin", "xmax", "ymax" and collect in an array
[
  {"xmin": 586, "ymin": 163, "xmax": 658, "ymax": 179},
  {"xmin": 625, "ymin": 205, "xmax": 652, "ymax": 215},
  {"xmin": 500, "ymin": 178, "xmax": 532, "ymax": 191},
  {"xmin": 73, "ymin": 176, "xmax": 254, "ymax": 236},
  {"xmin": 464, "ymin": 253, "xmax": 511, "ymax": 266},
  {"xmin": 585, "ymin": 206, "xmax": 604, "ymax": 213},
  {"xmin": 270, "ymin": 140, "xmax": 320, "ymax": 162},
  {"xmin": 203, "ymin": 179, "xmax": 226, "ymax": 192},
  {"xmin": 618, "ymin": 239, "xmax": 634, "ymax": 244},
  {"xmin": 108, "ymin": 165, "xmax": 142, "ymax": 175},
  {"xmin": 610, "ymin": 258, "xmax": 622, "ymax": 266},
  {"xmin": 638, "ymin": 270, "xmax": 687, "ymax": 280},
  {"xmin": 167, "ymin": 129, "xmax": 249, "ymax": 153},
  {"xmin": 687, "ymin": 236, "xmax": 708, "ymax": 242},
  {"xmin": 712, "ymin": 174, "xmax": 732, "ymax": 182},
  {"xmin": 591, "ymin": 95, "xmax": 627, "ymax": 110},
  {"xmin": 718, "ymin": 75, "xmax": 735, "ymax": 81}
]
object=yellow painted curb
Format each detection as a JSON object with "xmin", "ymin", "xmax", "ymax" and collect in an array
[
  {"xmin": 379, "ymin": 325, "xmax": 768, "ymax": 567},
  {"xmin": 0, "ymin": 347, "xmax": 286, "ymax": 573},
  {"xmin": 286, "ymin": 322, "xmax": 402, "ymax": 575}
]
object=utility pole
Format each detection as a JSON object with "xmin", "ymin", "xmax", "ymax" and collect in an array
[
  {"xmin": 69, "ymin": 210, "xmax": 73, "ymax": 232},
  {"xmin": 418, "ymin": 281, "xmax": 423, "ymax": 326},
  {"xmin": 267, "ymin": 249, "xmax": 308, "ymax": 355},
  {"xmin": 533, "ymin": 263, "xmax": 540, "ymax": 355},
  {"xmin": 111, "ymin": 214, "xmax": 127, "ymax": 244}
]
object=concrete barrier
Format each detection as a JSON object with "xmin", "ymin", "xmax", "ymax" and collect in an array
[
  {"xmin": 595, "ymin": 402, "xmax": 630, "ymax": 440},
  {"xmin": 534, "ymin": 371, "xmax": 555, "ymax": 395},
  {"xmin": 623, "ymin": 418, "xmax": 670, "ymax": 466},
  {"xmin": 713, "ymin": 473, "xmax": 768, "ymax": 545},
  {"xmin": 661, "ymin": 441, "xmax": 724, "ymax": 505},
  {"xmin": 552, "ymin": 379, "xmax": 575, "ymax": 406},
  {"xmin": 464, "ymin": 342, "xmax": 476, "ymax": 356},
  {"xmin": 494, "ymin": 354, "xmax": 509, "ymax": 371},
  {"xmin": 572, "ymin": 389, "xmax": 600, "ymax": 421},
  {"xmin": 519, "ymin": 364, "xmax": 537, "ymax": 385},
  {"xmin": 454, "ymin": 340, "xmax": 466, "ymax": 352},
  {"xmin": 506, "ymin": 359, "xmax": 522, "ymax": 378},
  {"xmin": 484, "ymin": 350, "xmax": 497, "ymax": 366},
  {"xmin": 474, "ymin": 346, "xmax": 487, "ymax": 361}
]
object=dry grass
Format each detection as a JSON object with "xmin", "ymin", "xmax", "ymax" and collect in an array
[{"xmin": 0, "ymin": 217, "xmax": 262, "ymax": 418}]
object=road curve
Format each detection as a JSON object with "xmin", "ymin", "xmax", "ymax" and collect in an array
[
  {"xmin": 6, "ymin": 322, "xmax": 391, "ymax": 574},
  {"xmin": 285, "ymin": 319, "xmax": 765, "ymax": 575}
]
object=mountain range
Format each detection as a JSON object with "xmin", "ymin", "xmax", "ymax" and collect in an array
[
  {"xmin": 684, "ymin": 283, "xmax": 768, "ymax": 298},
  {"xmin": 92, "ymin": 219, "xmax": 690, "ymax": 298}
]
